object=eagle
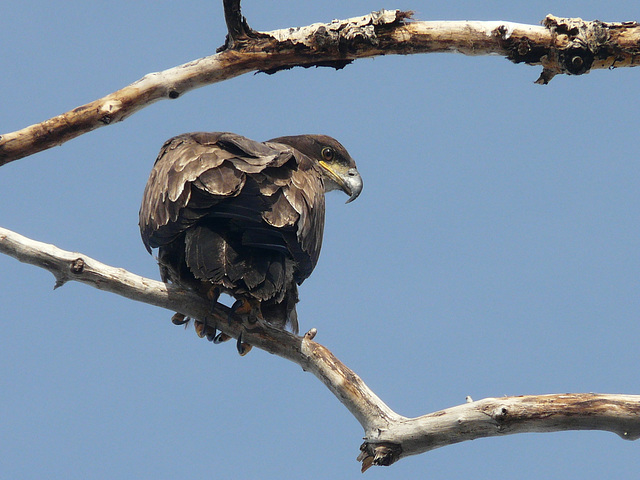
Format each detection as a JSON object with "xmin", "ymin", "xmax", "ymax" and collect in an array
[{"xmin": 139, "ymin": 132, "xmax": 362, "ymax": 346}]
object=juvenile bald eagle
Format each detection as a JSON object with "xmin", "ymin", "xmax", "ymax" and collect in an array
[{"xmin": 139, "ymin": 132, "xmax": 362, "ymax": 337}]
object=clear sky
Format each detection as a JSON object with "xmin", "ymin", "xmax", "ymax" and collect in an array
[{"xmin": 1, "ymin": 1, "xmax": 639, "ymax": 479}]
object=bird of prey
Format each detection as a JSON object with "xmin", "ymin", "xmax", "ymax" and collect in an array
[{"xmin": 139, "ymin": 132, "xmax": 362, "ymax": 348}]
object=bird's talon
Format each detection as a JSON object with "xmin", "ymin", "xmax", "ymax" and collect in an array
[
  {"xmin": 228, "ymin": 300, "xmax": 239, "ymax": 324},
  {"xmin": 233, "ymin": 298, "xmax": 253, "ymax": 314},
  {"xmin": 236, "ymin": 332, "xmax": 243, "ymax": 354},
  {"xmin": 171, "ymin": 313, "xmax": 190, "ymax": 326},
  {"xmin": 236, "ymin": 332, "xmax": 252, "ymax": 356},
  {"xmin": 213, "ymin": 332, "xmax": 231, "ymax": 344},
  {"xmin": 205, "ymin": 326, "xmax": 217, "ymax": 342},
  {"xmin": 194, "ymin": 320, "xmax": 206, "ymax": 338}
]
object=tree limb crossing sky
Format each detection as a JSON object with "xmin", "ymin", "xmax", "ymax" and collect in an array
[{"xmin": 1, "ymin": 1, "xmax": 639, "ymax": 478}]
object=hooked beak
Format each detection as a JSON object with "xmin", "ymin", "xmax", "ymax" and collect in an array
[{"xmin": 319, "ymin": 161, "xmax": 363, "ymax": 204}]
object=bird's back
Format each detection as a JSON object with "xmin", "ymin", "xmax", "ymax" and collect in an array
[{"xmin": 139, "ymin": 132, "xmax": 327, "ymax": 332}]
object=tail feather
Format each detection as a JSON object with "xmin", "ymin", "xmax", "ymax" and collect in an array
[{"xmin": 179, "ymin": 222, "xmax": 299, "ymax": 331}]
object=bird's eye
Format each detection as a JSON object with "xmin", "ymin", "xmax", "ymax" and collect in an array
[{"xmin": 321, "ymin": 147, "xmax": 334, "ymax": 161}]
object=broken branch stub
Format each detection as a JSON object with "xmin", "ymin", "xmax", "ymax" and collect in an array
[
  {"xmin": 2, "ymin": 11, "xmax": 640, "ymax": 165},
  {"xmin": 533, "ymin": 15, "xmax": 640, "ymax": 83},
  {"xmin": 2, "ymin": 226, "xmax": 639, "ymax": 471}
]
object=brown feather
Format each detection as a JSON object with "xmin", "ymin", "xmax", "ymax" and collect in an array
[
  {"xmin": 139, "ymin": 131, "xmax": 360, "ymax": 333},
  {"xmin": 263, "ymin": 191, "xmax": 300, "ymax": 228}
]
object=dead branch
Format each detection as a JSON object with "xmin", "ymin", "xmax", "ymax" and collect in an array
[
  {"xmin": 1, "ymin": 11, "xmax": 639, "ymax": 165},
  {"xmin": 1, "ymin": 225, "xmax": 639, "ymax": 471},
  {"xmin": 2, "ymin": 2, "xmax": 639, "ymax": 470},
  {"xmin": 0, "ymin": 226, "xmax": 401, "ymax": 436},
  {"xmin": 357, "ymin": 393, "xmax": 640, "ymax": 471}
]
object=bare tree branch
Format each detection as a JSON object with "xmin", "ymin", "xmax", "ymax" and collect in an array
[
  {"xmin": 2, "ymin": 225, "xmax": 639, "ymax": 470},
  {"xmin": 1, "ymin": 11, "xmax": 639, "ymax": 165},
  {"xmin": 357, "ymin": 393, "xmax": 640, "ymax": 471},
  {"xmin": 2, "ymin": 3, "xmax": 639, "ymax": 470},
  {"xmin": 0, "ymin": 226, "xmax": 401, "ymax": 440}
]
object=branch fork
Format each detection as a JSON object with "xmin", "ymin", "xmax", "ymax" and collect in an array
[
  {"xmin": 2, "ymin": 10, "xmax": 639, "ymax": 164},
  {"xmin": 2, "ymin": 2, "xmax": 640, "ymax": 470},
  {"xmin": 219, "ymin": 0, "xmax": 269, "ymax": 51}
]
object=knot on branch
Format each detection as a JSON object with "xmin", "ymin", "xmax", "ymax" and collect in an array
[
  {"xmin": 536, "ymin": 15, "xmax": 611, "ymax": 84},
  {"xmin": 70, "ymin": 257, "xmax": 85, "ymax": 274},
  {"xmin": 491, "ymin": 406, "xmax": 514, "ymax": 432},
  {"xmin": 357, "ymin": 442, "xmax": 402, "ymax": 472}
]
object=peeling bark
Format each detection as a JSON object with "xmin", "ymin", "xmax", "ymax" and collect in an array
[
  {"xmin": 2, "ymin": 3, "xmax": 639, "ymax": 470},
  {"xmin": 1, "ymin": 11, "xmax": 639, "ymax": 165}
]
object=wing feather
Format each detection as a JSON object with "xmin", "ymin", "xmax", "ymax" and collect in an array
[
  {"xmin": 140, "ymin": 132, "xmax": 276, "ymax": 250},
  {"xmin": 279, "ymin": 156, "xmax": 326, "ymax": 280},
  {"xmin": 139, "ymin": 132, "xmax": 326, "ymax": 289},
  {"xmin": 193, "ymin": 162, "xmax": 244, "ymax": 196},
  {"xmin": 262, "ymin": 191, "xmax": 299, "ymax": 228}
]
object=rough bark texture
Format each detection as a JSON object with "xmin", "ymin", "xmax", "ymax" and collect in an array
[
  {"xmin": 1, "ymin": 12, "xmax": 639, "ymax": 165},
  {"xmin": 357, "ymin": 393, "xmax": 640, "ymax": 470},
  {"xmin": 1, "ymin": 226, "xmax": 639, "ymax": 471},
  {"xmin": 2, "ymin": 4, "xmax": 639, "ymax": 471}
]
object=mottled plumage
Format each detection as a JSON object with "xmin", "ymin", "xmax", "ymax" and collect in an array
[{"xmin": 139, "ymin": 132, "xmax": 362, "ymax": 333}]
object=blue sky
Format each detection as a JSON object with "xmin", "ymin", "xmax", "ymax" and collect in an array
[{"xmin": 1, "ymin": 1, "xmax": 639, "ymax": 478}]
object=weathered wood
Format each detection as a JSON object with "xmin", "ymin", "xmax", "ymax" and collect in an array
[
  {"xmin": 0, "ymin": 226, "xmax": 399, "ymax": 436},
  {"xmin": 1, "ymin": 226, "xmax": 639, "ymax": 471},
  {"xmin": 358, "ymin": 393, "xmax": 640, "ymax": 470},
  {"xmin": 2, "ymin": 12, "xmax": 639, "ymax": 165}
]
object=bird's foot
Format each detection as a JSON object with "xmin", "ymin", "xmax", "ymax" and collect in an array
[
  {"xmin": 182, "ymin": 287, "xmax": 227, "ymax": 342},
  {"xmin": 193, "ymin": 319, "xmax": 207, "ymax": 338},
  {"xmin": 226, "ymin": 298, "xmax": 260, "ymax": 355},
  {"xmin": 170, "ymin": 293, "xmax": 247, "ymax": 353},
  {"xmin": 171, "ymin": 312, "xmax": 190, "ymax": 326},
  {"xmin": 236, "ymin": 332, "xmax": 252, "ymax": 356},
  {"xmin": 193, "ymin": 319, "xmax": 232, "ymax": 344},
  {"xmin": 191, "ymin": 319, "xmax": 230, "ymax": 343},
  {"xmin": 227, "ymin": 298, "xmax": 255, "ymax": 324},
  {"xmin": 185, "ymin": 298, "xmax": 255, "ymax": 355}
]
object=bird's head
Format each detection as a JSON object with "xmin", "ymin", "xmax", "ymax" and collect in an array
[{"xmin": 268, "ymin": 134, "xmax": 363, "ymax": 203}]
